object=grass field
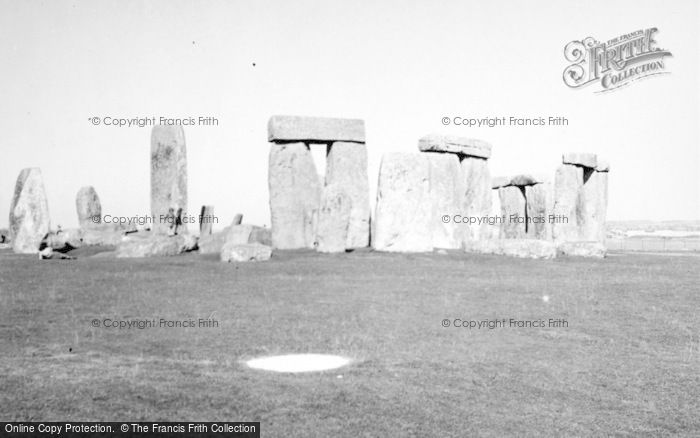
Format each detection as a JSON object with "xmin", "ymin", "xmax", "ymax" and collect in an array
[{"xmin": 0, "ymin": 248, "xmax": 698, "ymax": 437}]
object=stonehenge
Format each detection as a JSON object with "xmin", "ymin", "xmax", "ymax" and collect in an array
[
  {"xmin": 76, "ymin": 186, "xmax": 101, "ymax": 228},
  {"xmin": 9, "ymin": 168, "xmax": 50, "ymax": 254},
  {"xmin": 151, "ymin": 125, "xmax": 187, "ymax": 235},
  {"xmin": 492, "ymin": 174, "xmax": 552, "ymax": 240},
  {"xmin": 267, "ymin": 116, "xmax": 370, "ymax": 251}
]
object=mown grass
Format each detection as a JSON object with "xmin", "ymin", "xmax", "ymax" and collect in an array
[{"xmin": 0, "ymin": 249, "xmax": 698, "ymax": 437}]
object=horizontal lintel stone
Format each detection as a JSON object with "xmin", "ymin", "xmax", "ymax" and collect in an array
[
  {"xmin": 418, "ymin": 134, "xmax": 492, "ymax": 159},
  {"xmin": 268, "ymin": 115, "xmax": 365, "ymax": 143},
  {"xmin": 562, "ymin": 153, "xmax": 597, "ymax": 169}
]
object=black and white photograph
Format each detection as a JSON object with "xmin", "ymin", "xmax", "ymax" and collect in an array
[{"xmin": 0, "ymin": 0, "xmax": 698, "ymax": 436}]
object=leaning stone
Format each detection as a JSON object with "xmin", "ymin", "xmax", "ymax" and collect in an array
[
  {"xmin": 579, "ymin": 170, "xmax": 608, "ymax": 242},
  {"xmin": 199, "ymin": 205, "xmax": 214, "ymax": 236},
  {"xmin": 151, "ymin": 125, "xmax": 188, "ymax": 235},
  {"xmin": 268, "ymin": 142, "xmax": 321, "ymax": 249},
  {"xmin": 556, "ymin": 241, "xmax": 606, "ymax": 258},
  {"xmin": 418, "ymin": 134, "xmax": 492, "ymax": 159},
  {"xmin": 315, "ymin": 185, "xmax": 351, "ymax": 253},
  {"xmin": 464, "ymin": 239, "xmax": 556, "ymax": 259},
  {"xmin": 425, "ymin": 153, "xmax": 463, "ymax": 249},
  {"xmin": 562, "ymin": 153, "xmax": 597, "ymax": 169},
  {"xmin": 498, "ymin": 186, "xmax": 526, "ymax": 239},
  {"xmin": 76, "ymin": 186, "xmax": 102, "ymax": 229},
  {"xmin": 267, "ymin": 115, "xmax": 365, "ymax": 143},
  {"xmin": 325, "ymin": 142, "xmax": 370, "ymax": 248},
  {"xmin": 221, "ymin": 242, "xmax": 272, "ymax": 262},
  {"xmin": 552, "ymin": 164, "xmax": 583, "ymax": 242},
  {"xmin": 9, "ymin": 168, "xmax": 50, "ymax": 254},
  {"xmin": 525, "ymin": 183, "xmax": 553, "ymax": 240},
  {"xmin": 115, "ymin": 233, "xmax": 194, "ymax": 258},
  {"xmin": 372, "ymin": 153, "xmax": 432, "ymax": 252},
  {"xmin": 461, "ymin": 157, "xmax": 492, "ymax": 242}
]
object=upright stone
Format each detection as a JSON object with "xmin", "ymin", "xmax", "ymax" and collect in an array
[
  {"xmin": 199, "ymin": 205, "xmax": 214, "ymax": 236},
  {"xmin": 580, "ymin": 170, "xmax": 608, "ymax": 242},
  {"xmin": 372, "ymin": 153, "xmax": 432, "ymax": 252},
  {"xmin": 425, "ymin": 153, "xmax": 463, "ymax": 249},
  {"xmin": 525, "ymin": 183, "xmax": 553, "ymax": 240},
  {"xmin": 268, "ymin": 142, "xmax": 321, "ymax": 249},
  {"xmin": 325, "ymin": 142, "xmax": 370, "ymax": 248},
  {"xmin": 461, "ymin": 157, "xmax": 492, "ymax": 242},
  {"xmin": 553, "ymin": 164, "xmax": 583, "ymax": 242},
  {"xmin": 488, "ymin": 189, "xmax": 502, "ymax": 239},
  {"xmin": 151, "ymin": 125, "xmax": 187, "ymax": 235},
  {"xmin": 76, "ymin": 186, "xmax": 101, "ymax": 229},
  {"xmin": 315, "ymin": 185, "xmax": 351, "ymax": 253},
  {"xmin": 498, "ymin": 186, "xmax": 526, "ymax": 239},
  {"xmin": 9, "ymin": 168, "xmax": 50, "ymax": 253}
]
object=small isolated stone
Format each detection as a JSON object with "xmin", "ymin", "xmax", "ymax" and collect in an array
[
  {"xmin": 221, "ymin": 242, "xmax": 272, "ymax": 262},
  {"xmin": 562, "ymin": 153, "xmax": 597, "ymax": 169},
  {"xmin": 556, "ymin": 241, "xmax": 606, "ymax": 258},
  {"xmin": 418, "ymin": 134, "xmax": 492, "ymax": 159},
  {"xmin": 268, "ymin": 115, "xmax": 365, "ymax": 143}
]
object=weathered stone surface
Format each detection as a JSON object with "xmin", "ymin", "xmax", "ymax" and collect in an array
[
  {"xmin": 151, "ymin": 125, "xmax": 188, "ymax": 235},
  {"xmin": 525, "ymin": 183, "xmax": 554, "ymax": 240},
  {"xmin": 509, "ymin": 174, "xmax": 545, "ymax": 187},
  {"xmin": 81, "ymin": 228, "xmax": 124, "ymax": 246},
  {"xmin": 553, "ymin": 164, "xmax": 583, "ymax": 242},
  {"xmin": 596, "ymin": 161, "xmax": 610, "ymax": 172},
  {"xmin": 580, "ymin": 170, "xmax": 608, "ymax": 242},
  {"xmin": 197, "ymin": 231, "xmax": 227, "ymax": 254},
  {"xmin": 269, "ymin": 142, "xmax": 321, "ymax": 249},
  {"xmin": 47, "ymin": 228, "xmax": 84, "ymax": 250},
  {"xmin": 226, "ymin": 224, "xmax": 255, "ymax": 246},
  {"xmin": 488, "ymin": 189, "xmax": 502, "ymax": 239},
  {"xmin": 315, "ymin": 185, "xmax": 351, "ymax": 253},
  {"xmin": 232, "ymin": 213, "xmax": 243, "ymax": 225},
  {"xmin": 268, "ymin": 115, "xmax": 365, "ymax": 143},
  {"xmin": 426, "ymin": 153, "xmax": 463, "ymax": 249},
  {"xmin": 325, "ymin": 142, "xmax": 370, "ymax": 248},
  {"xmin": 199, "ymin": 224, "xmax": 271, "ymax": 254},
  {"xmin": 76, "ymin": 186, "xmax": 101, "ymax": 229},
  {"xmin": 115, "ymin": 233, "xmax": 196, "ymax": 258},
  {"xmin": 0, "ymin": 228, "xmax": 10, "ymax": 243},
  {"xmin": 556, "ymin": 241, "xmax": 606, "ymax": 258},
  {"xmin": 461, "ymin": 157, "xmax": 492, "ymax": 242},
  {"xmin": 221, "ymin": 242, "xmax": 272, "ymax": 262},
  {"xmin": 563, "ymin": 153, "xmax": 597, "ymax": 169},
  {"xmin": 464, "ymin": 239, "xmax": 556, "ymax": 259},
  {"xmin": 418, "ymin": 134, "xmax": 492, "ymax": 159},
  {"xmin": 9, "ymin": 168, "xmax": 50, "ymax": 254},
  {"xmin": 372, "ymin": 153, "xmax": 432, "ymax": 252},
  {"xmin": 498, "ymin": 186, "xmax": 526, "ymax": 239},
  {"xmin": 249, "ymin": 226, "xmax": 271, "ymax": 246},
  {"xmin": 199, "ymin": 205, "xmax": 214, "ymax": 236}
]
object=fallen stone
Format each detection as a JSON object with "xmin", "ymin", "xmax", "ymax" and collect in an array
[
  {"xmin": 226, "ymin": 224, "xmax": 256, "ymax": 246},
  {"xmin": 498, "ymin": 186, "xmax": 526, "ymax": 239},
  {"xmin": 268, "ymin": 142, "xmax": 321, "ymax": 249},
  {"xmin": 199, "ymin": 205, "xmax": 214, "ymax": 236},
  {"xmin": 464, "ymin": 239, "xmax": 556, "ymax": 259},
  {"xmin": 315, "ymin": 185, "xmax": 351, "ymax": 253},
  {"xmin": 461, "ymin": 157, "xmax": 492, "ymax": 242},
  {"xmin": 418, "ymin": 134, "xmax": 492, "ymax": 159},
  {"xmin": 552, "ymin": 164, "xmax": 583, "ymax": 242},
  {"xmin": 562, "ymin": 153, "xmax": 597, "ymax": 169},
  {"xmin": 372, "ymin": 153, "xmax": 432, "ymax": 252},
  {"xmin": 556, "ymin": 241, "xmax": 606, "ymax": 258},
  {"xmin": 39, "ymin": 247, "xmax": 75, "ymax": 260},
  {"xmin": 81, "ymin": 228, "xmax": 125, "ymax": 246},
  {"xmin": 199, "ymin": 224, "xmax": 271, "ymax": 254},
  {"xmin": 47, "ymin": 228, "xmax": 84, "ymax": 250},
  {"xmin": 249, "ymin": 226, "xmax": 271, "ymax": 246},
  {"xmin": 197, "ymin": 231, "xmax": 227, "ymax": 254},
  {"xmin": 151, "ymin": 125, "xmax": 188, "ymax": 235},
  {"xmin": 221, "ymin": 242, "xmax": 272, "ymax": 262},
  {"xmin": 115, "ymin": 233, "xmax": 196, "ymax": 258},
  {"xmin": 525, "ymin": 183, "xmax": 553, "ymax": 240},
  {"xmin": 268, "ymin": 115, "xmax": 365, "ymax": 143},
  {"xmin": 325, "ymin": 141, "xmax": 370, "ymax": 248},
  {"xmin": 76, "ymin": 186, "xmax": 102, "ymax": 229},
  {"xmin": 426, "ymin": 153, "xmax": 463, "ymax": 249},
  {"xmin": 9, "ymin": 168, "xmax": 50, "ymax": 254}
]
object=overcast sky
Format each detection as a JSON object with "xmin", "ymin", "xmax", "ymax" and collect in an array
[{"xmin": 1, "ymin": 0, "xmax": 698, "ymax": 231}]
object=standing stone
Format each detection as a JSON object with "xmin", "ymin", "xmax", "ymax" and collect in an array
[
  {"xmin": 199, "ymin": 205, "xmax": 214, "ymax": 236},
  {"xmin": 151, "ymin": 125, "xmax": 187, "ymax": 235},
  {"xmin": 553, "ymin": 164, "xmax": 583, "ymax": 242},
  {"xmin": 315, "ymin": 185, "xmax": 351, "ymax": 253},
  {"xmin": 232, "ymin": 213, "xmax": 243, "ymax": 225},
  {"xmin": 461, "ymin": 157, "xmax": 492, "ymax": 242},
  {"xmin": 580, "ymin": 170, "xmax": 608, "ymax": 242},
  {"xmin": 372, "ymin": 153, "xmax": 432, "ymax": 252},
  {"xmin": 425, "ymin": 153, "xmax": 463, "ymax": 249},
  {"xmin": 268, "ymin": 142, "xmax": 321, "ymax": 249},
  {"xmin": 488, "ymin": 189, "xmax": 502, "ymax": 239},
  {"xmin": 498, "ymin": 186, "xmax": 526, "ymax": 239},
  {"xmin": 9, "ymin": 168, "xmax": 50, "ymax": 254},
  {"xmin": 325, "ymin": 142, "xmax": 370, "ymax": 248},
  {"xmin": 525, "ymin": 183, "xmax": 553, "ymax": 240},
  {"xmin": 76, "ymin": 186, "xmax": 101, "ymax": 229}
]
